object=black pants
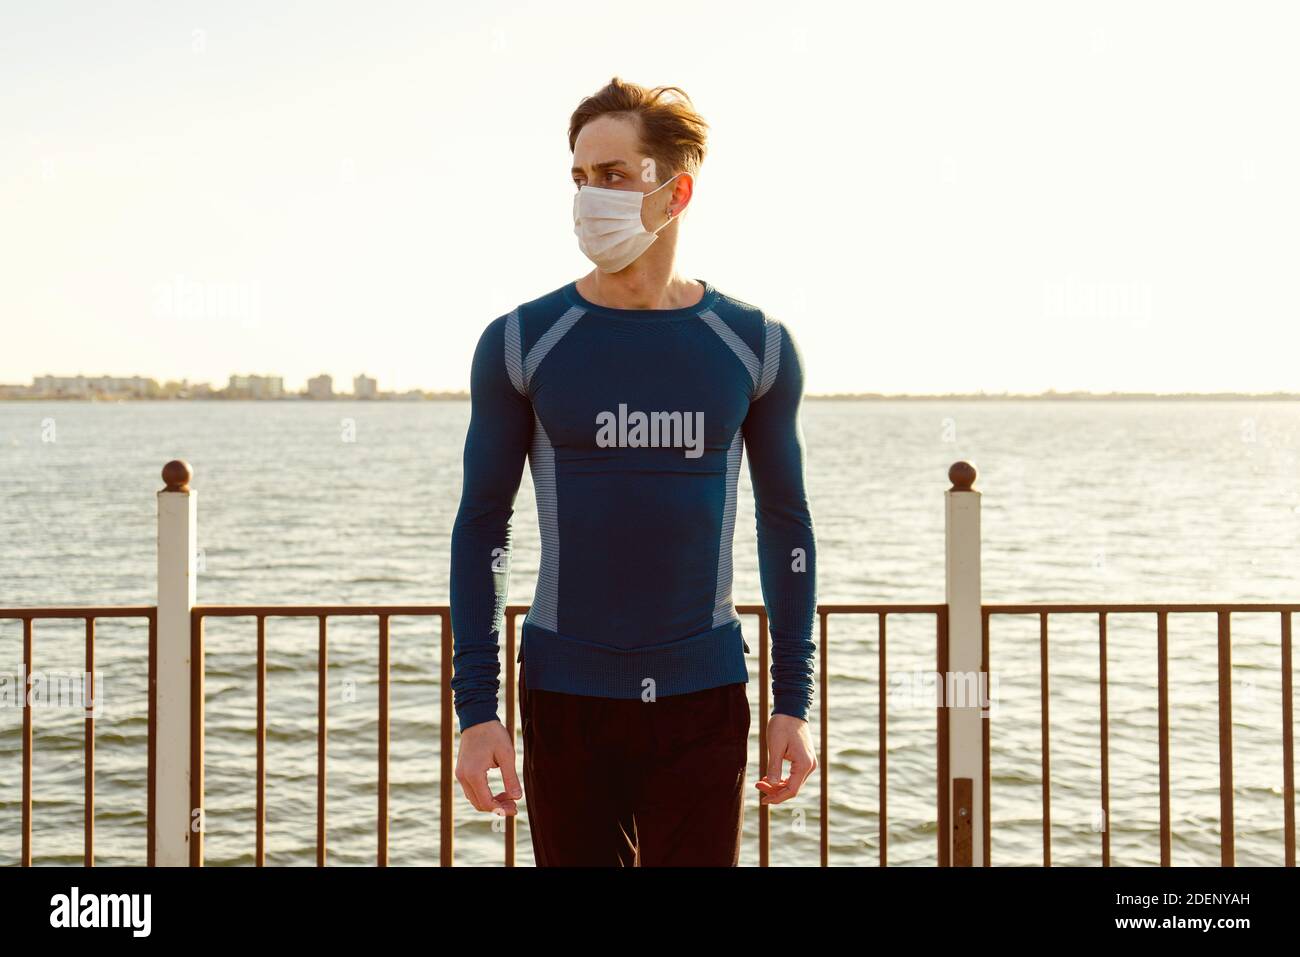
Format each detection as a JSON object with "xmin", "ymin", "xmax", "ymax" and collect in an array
[{"xmin": 520, "ymin": 662, "xmax": 750, "ymax": 866}]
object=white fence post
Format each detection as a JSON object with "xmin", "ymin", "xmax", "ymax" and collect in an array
[
  {"xmin": 156, "ymin": 460, "xmax": 197, "ymax": 865},
  {"xmin": 944, "ymin": 460, "xmax": 984, "ymax": 865}
]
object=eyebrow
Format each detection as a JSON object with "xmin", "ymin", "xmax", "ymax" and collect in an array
[{"xmin": 571, "ymin": 159, "xmax": 631, "ymax": 176}]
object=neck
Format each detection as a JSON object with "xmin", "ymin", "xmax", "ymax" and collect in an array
[{"xmin": 578, "ymin": 249, "xmax": 702, "ymax": 310}]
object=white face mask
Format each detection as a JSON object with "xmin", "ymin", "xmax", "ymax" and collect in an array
[{"xmin": 572, "ymin": 173, "xmax": 682, "ymax": 273}]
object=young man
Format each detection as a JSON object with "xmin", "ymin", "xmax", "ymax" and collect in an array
[{"xmin": 450, "ymin": 77, "xmax": 818, "ymax": 866}]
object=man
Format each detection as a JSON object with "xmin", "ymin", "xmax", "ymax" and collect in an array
[{"xmin": 450, "ymin": 76, "xmax": 817, "ymax": 866}]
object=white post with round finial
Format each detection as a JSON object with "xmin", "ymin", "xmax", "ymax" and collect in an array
[
  {"xmin": 156, "ymin": 459, "xmax": 197, "ymax": 865},
  {"xmin": 945, "ymin": 460, "xmax": 984, "ymax": 866}
]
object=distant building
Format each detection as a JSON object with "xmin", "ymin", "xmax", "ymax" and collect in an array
[
  {"xmin": 32, "ymin": 375, "xmax": 158, "ymax": 398},
  {"xmin": 353, "ymin": 374, "xmax": 378, "ymax": 399},
  {"xmin": 162, "ymin": 379, "xmax": 215, "ymax": 399},
  {"xmin": 227, "ymin": 374, "xmax": 284, "ymax": 399},
  {"xmin": 307, "ymin": 374, "xmax": 334, "ymax": 400}
]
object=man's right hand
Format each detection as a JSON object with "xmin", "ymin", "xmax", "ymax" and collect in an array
[{"xmin": 455, "ymin": 720, "xmax": 522, "ymax": 816}]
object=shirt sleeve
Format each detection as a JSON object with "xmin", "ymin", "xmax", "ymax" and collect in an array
[
  {"xmin": 449, "ymin": 314, "xmax": 534, "ymax": 732},
  {"xmin": 740, "ymin": 319, "xmax": 818, "ymax": 721}
]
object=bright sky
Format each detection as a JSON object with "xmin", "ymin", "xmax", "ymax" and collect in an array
[{"xmin": 2, "ymin": 1, "xmax": 1297, "ymax": 394}]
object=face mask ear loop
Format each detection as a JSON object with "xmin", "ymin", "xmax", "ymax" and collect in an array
[{"xmin": 648, "ymin": 172, "xmax": 683, "ymax": 234}]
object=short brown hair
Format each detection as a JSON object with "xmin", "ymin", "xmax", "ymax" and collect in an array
[{"xmin": 569, "ymin": 76, "xmax": 710, "ymax": 185}]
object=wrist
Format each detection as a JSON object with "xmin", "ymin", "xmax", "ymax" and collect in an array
[{"xmin": 457, "ymin": 703, "xmax": 501, "ymax": 734}]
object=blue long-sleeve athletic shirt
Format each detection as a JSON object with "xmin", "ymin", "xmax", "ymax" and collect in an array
[{"xmin": 449, "ymin": 278, "xmax": 817, "ymax": 732}]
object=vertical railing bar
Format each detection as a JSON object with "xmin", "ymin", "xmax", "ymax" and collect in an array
[
  {"xmin": 1157, "ymin": 609, "xmax": 1171, "ymax": 866},
  {"xmin": 85, "ymin": 616, "xmax": 95, "ymax": 867},
  {"xmin": 317, "ymin": 615, "xmax": 327, "ymax": 867},
  {"xmin": 147, "ymin": 609, "xmax": 157, "ymax": 867},
  {"xmin": 758, "ymin": 610, "xmax": 769, "ymax": 868},
  {"xmin": 878, "ymin": 611, "xmax": 887, "ymax": 867},
  {"xmin": 819, "ymin": 608, "xmax": 829, "ymax": 868},
  {"xmin": 377, "ymin": 613, "xmax": 389, "ymax": 866},
  {"xmin": 1283, "ymin": 611, "xmax": 1295, "ymax": 868},
  {"xmin": 937, "ymin": 607, "xmax": 950, "ymax": 866},
  {"xmin": 22, "ymin": 616, "xmax": 33, "ymax": 867},
  {"xmin": 1099, "ymin": 611, "xmax": 1110, "ymax": 867},
  {"xmin": 981, "ymin": 608, "xmax": 991, "ymax": 867},
  {"xmin": 1040, "ymin": 611, "xmax": 1050, "ymax": 867},
  {"xmin": 256, "ymin": 614, "xmax": 266, "ymax": 866},
  {"xmin": 190, "ymin": 609, "xmax": 205, "ymax": 866},
  {"xmin": 1217, "ymin": 610, "xmax": 1234, "ymax": 866},
  {"xmin": 440, "ymin": 612, "xmax": 453, "ymax": 867},
  {"xmin": 505, "ymin": 611, "xmax": 517, "ymax": 867}
]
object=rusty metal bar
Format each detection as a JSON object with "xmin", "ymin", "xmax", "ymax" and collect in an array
[
  {"xmin": 945, "ymin": 607, "xmax": 954, "ymax": 864},
  {"xmin": 981, "ymin": 607, "xmax": 990, "ymax": 867},
  {"xmin": 1217, "ymin": 610, "xmax": 1234, "ymax": 866},
  {"xmin": 85, "ymin": 616, "xmax": 94, "ymax": 867},
  {"xmin": 1040, "ymin": 611, "xmax": 1050, "ymax": 867},
  {"xmin": 0, "ymin": 606, "xmax": 158, "ymax": 618},
  {"xmin": 440, "ymin": 611, "xmax": 453, "ymax": 867},
  {"xmin": 985, "ymin": 602, "xmax": 1300, "ymax": 614},
  {"xmin": 505, "ymin": 611, "xmax": 517, "ymax": 867},
  {"xmin": 256, "ymin": 614, "xmax": 266, "ymax": 866},
  {"xmin": 147, "ymin": 610, "xmax": 157, "ymax": 867},
  {"xmin": 378, "ymin": 613, "xmax": 389, "ymax": 866},
  {"xmin": 758, "ymin": 610, "xmax": 770, "ymax": 867},
  {"xmin": 819, "ymin": 608, "xmax": 829, "ymax": 868},
  {"xmin": 193, "ymin": 604, "xmax": 457, "ymax": 617},
  {"xmin": 1284, "ymin": 611, "xmax": 1295, "ymax": 868},
  {"xmin": 190, "ymin": 610, "xmax": 205, "ymax": 866},
  {"xmin": 317, "ymin": 615, "xmax": 327, "ymax": 867},
  {"xmin": 810, "ymin": 603, "xmax": 951, "ymax": 614},
  {"xmin": 938, "ymin": 607, "xmax": 950, "ymax": 866},
  {"xmin": 1099, "ymin": 612, "xmax": 1110, "ymax": 867},
  {"xmin": 879, "ymin": 611, "xmax": 888, "ymax": 867},
  {"xmin": 1157, "ymin": 610, "xmax": 1170, "ymax": 866},
  {"xmin": 22, "ymin": 616, "xmax": 33, "ymax": 867}
]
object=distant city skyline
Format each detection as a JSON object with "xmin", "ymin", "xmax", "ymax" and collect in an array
[
  {"xmin": 2, "ymin": 368, "xmax": 1299, "ymax": 401},
  {"xmin": 0, "ymin": 370, "xmax": 425, "ymax": 400}
]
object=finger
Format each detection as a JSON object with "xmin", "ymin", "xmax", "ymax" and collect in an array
[
  {"xmin": 491, "ymin": 790, "xmax": 518, "ymax": 816},
  {"xmin": 467, "ymin": 770, "xmax": 500, "ymax": 813},
  {"xmin": 765, "ymin": 739, "xmax": 787, "ymax": 786},
  {"xmin": 754, "ymin": 780, "xmax": 790, "ymax": 800},
  {"xmin": 782, "ymin": 754, "xmax": 815, "ymax": 798},
  {"xmin": 496, "ymin": 747, "xmax": 523, "ymax": 801},
  {"xmin": 454, "ymin": 768, "xmax": 477, "ymax": 809}
]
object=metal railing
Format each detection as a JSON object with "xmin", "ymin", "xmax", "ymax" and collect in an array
[
  {"xmin": 983, "ymin": 603, "xmax": 1298, "ymax": 867},
  {"xmin": 6, "ymin": 459, "xmax": 1297, "ymax": 866},
  {"xmin": 0, "ymin": 606, "xmax": 157, "ymax": 867},
  {"xmin": 187, "ymin": 605, "xmax": 453, "ymax": 867},
  {"xmin": 183, "ymin": 602, "xmax": 948, "ymax": 867}
]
